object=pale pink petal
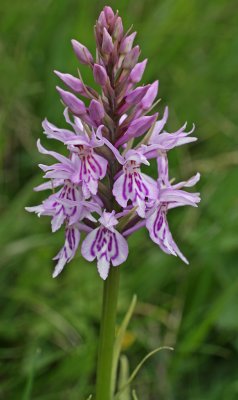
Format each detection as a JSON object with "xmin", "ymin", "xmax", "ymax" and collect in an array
[
  {"xmin": 34, "ymin": 179, "xmax": 64, "ymax": 192},
  {"xmin": 157, "ymin": 154, "xmax": 169, "ymax": 185},
  {"xmin": 53, "ymin": 226, "xmax": 81, "ymax": 278},
  {"xmin": 111, "ymin": 231, "xmax": 129, "ymax": 266},
  {"xmin": 81, "ymin": 228, "xmax": 100, "ymax": 262},
  {"xmin": 172, "ymin": 173, "xmax": 200, "ymax": 189},
  {"xmin": 86, "ymin": 177, "xmax": 98, "ymax": 196},
  {"xmin": 82, "ymin": 182, "xmax": 91, "ymax": 199},
  {"xmin": 113, "ymin": 174, "xmax": 128, "ymax": 208},
  {"xmin": 146, "ymin": 207, "xmax": 188, "ymax": 264},
  {"xmin": 149, "ymin": 107, "xmax": 168, "ymax": 144},
  {"xmin": 93, "ymin": 154, "xmax": 108, "ymax": 179},
  {"xmin": 160, "ymin": 189, "xmax": 200, "ymax": 207},
  {"xmin": 97, "ymin": 256, "xmax": 110, "ymax": 280},
  {"xmin": 51, "ymin": 211, "xmax": 65, "ymax": 232},
  {"xmin": 37, "ymin": 140, "xmax": 72, "ymax": 168},
  {"xmin": 42, "ymin": 119, "xmax": 75, "ymax": 143},
  {"xmin": 25, "ymin": 205, "xmax": 45, "ymax": 216},
  {"xmin": 140, "ymin": 173, "xmax": 158, "ymax": 199}
]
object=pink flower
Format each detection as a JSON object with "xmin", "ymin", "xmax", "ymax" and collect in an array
[
  {"xmin": 145, "ymin": 154, "xmax": 200, "ymax": 263},
  {"xmin": 112, "ymin": 149, "xmax": 158, "ymax": 217},
  {"xmin": 53, "ymin": 225, "xmax": 81, "ymax": 278},
  {"xmin": 41, "ymin": 110, "xmax": 108, "ymax": 198},
  {"xmin": 81, "ymin": 211, "xmax": 128, "ymax": 280},
  {"xmin": 147, "ymin": 107, "xmax": 197, "ymax": 152},
  {"xmin": 69, "ymin": 142, "xmax": 108, "ymax": 198},
  {"xmin": 26, "ymin": 6, "xmax": 200, "ymax": 279},
  {"xmin": 146, "ymin": 204, "xmax": 189, "ymax": 263},
  {"xmin": 26, "ymin": 181, "xmax": 100, "ymax": 232}
]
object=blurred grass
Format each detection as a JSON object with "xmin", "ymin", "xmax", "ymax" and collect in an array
[{"xmin": 0, "ymin": 0, "xmax": 238, "ymax": 399}]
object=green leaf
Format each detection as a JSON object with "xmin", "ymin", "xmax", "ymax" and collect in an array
[
  {"xmin": 118, "ymin": 355, "xmax": 130, "ymax": 400},
  {"xmin": 22, "ymin": 348, "xmax": 41, "ymax": 400},
  {"xmin": 111, "ymin": 295, "xmax": 137, "ymax": 396},
  {"xmin": 179, "ymin": 279, "xmax": 238, "ymax": 354},
  {"xmin": 114, "ymin": 346, "xmax": 174, "ymax": 399},
  {"xmin": 132, "ymin": 390, "xmax": 139, "ymax": 400}
]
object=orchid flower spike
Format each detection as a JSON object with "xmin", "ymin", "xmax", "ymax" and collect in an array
[{"xmin": 26, "ymin": 6, "xmax": 200, "ymax": 279}]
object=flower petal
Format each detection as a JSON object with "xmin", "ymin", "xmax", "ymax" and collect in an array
[
  {"xmin": 146, "ymin": 206, "xmax": 188, "ymax": 264},
  {"xmin": 81, "ymin": 228, "xmax": 100, "ymax": 262},
  {"xmin": 97, "ymin": 256, "xmax": 110, "ymax": 280},
  {"xmin": 53, "ymin": 226, "xmax": 81, "ymax": 278},
  {"xmin": 111, "ymin": 231, "xmax": 129, "ymax": 266}
]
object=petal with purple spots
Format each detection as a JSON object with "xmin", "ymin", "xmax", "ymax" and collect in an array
[{"xmin": 53, "ymin": 225, "xmax": 81, "ymax": 278}]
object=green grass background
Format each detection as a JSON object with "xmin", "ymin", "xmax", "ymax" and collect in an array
[{"xmin": 1, "ymin": 0, "xmax": 238, "ymax": 399}]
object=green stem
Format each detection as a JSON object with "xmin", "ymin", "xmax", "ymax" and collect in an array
[{"xmin": 96, "ymin": 267, "xmax": 120, "ymax": 400}]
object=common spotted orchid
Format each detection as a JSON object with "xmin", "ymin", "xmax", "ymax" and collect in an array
[{"xmin": 26, "ymin": 6, "xmax": 200, "ymax": 280}]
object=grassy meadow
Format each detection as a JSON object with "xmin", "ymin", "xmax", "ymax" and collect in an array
[{"xmin": 0, "ymin": 0, "xmax": 238, "ymax": 399}]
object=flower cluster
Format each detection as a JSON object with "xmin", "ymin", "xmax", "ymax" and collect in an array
[{"xmin": 26, "ymin": 6, "xmax": 200, "ymax": 280}]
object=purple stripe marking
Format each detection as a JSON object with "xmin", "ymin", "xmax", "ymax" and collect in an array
[
  {"xmin": 91, "ymin": 154, "xmax": 103, "ymax": 176},
  {"xmin": 111, "ymin": 233, "xmax": 119, "ymax": 261},
  {"xmin": 87, "ymin": 156, "xmax": 97, "ymax": 173},
  {"xmin": 153, "ymin": 207, "xmax": 163, "ymax": 238},
  {"xmin": 90, "ymin": 228, "xmax": 101, "ymax": 257},
  {"xmin": 122, "ymin": 174, "xmax": 128, "ymax": 201},
  {"xmin": 128, "ymin": 174, "xmax": 133, "ymax": 193}
]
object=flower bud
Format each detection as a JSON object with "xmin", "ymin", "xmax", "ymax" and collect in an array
[
  {"xmin": 102, "ymin": 28, "xmax": 114, "ymax": 54},
  {"xmin": 123, "ymin": 46, "xmax": 140, "ymax": 69},
  {"xmin": 98, "ymin": 10, "xmax": 107, "ymax": 28},
  {"xmin": 113, "ymin": 17, "xmax": 123, "ymax": 41},
  {"xmin": 116, "ymin": 114, "xmax": 158, "ymax": 146},
  {"xmin": 93, "ymin": 64, "xmax": 108, "ymax": 86},
  {"xmin": 54, "ymin": 71, "xmax": 84, "ymax": 93},
  {"xmin": 125, "ymin": 85, "xmax": 149, "ymax": 105},
  {"xmin": 89, "ymin": 99, "xmax": 105, "ymax": 125},
  {"xmin": 130, "ymin": 59, "xmax": 147, "ymax": 83},
  {"xmin": 141, "ymin": 81, "xmax": 159, "ymax": 110},
  {"xmin": 119, "ymin": 32, "xmax": 137, "ymax": 54},
  {"xmin": 71, "ymin": 39, "xmax": 93, "ymax": 65},
  {"xmin": 56, "ymin": 87, "xmax": 86, "ymax": 115},
  {"xmin": 103, "ymin": 6, "xmax": 115, "ymax": 25}
]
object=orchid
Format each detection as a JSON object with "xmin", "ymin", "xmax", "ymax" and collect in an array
[
  {"xmin": 81, "ymin": 211, "xmax": 128, "ymax": 280},
  {"xmin": 145, "ymin": 154, "xmax": 200, "ymax": 263},
  {"xmin": 112, "ymin": 148, "xmax": 158, "ymax": 217},
  {"xmin": 26, "ymin": 6, "xmax": 200, "ymax": 400},
  {"xmin": 26, "ymin": 6, "xmax": 200, "ymax": 281}
]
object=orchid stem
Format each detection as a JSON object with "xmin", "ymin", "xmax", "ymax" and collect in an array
[{"xmin": 95, "ymin": 267, "xmax": 120, "ymax": 400}]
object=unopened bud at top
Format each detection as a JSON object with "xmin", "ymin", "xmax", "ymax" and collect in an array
[
  {"xmin": 129, "ymin": 59, "xmax": 148, "ymax": 84},
  {"xmin": 104, "ymin": 6, "xmax": 115, "ymax": 25},
  {"xmin": 119, "ymin": 32, "xmax": 137, "ymax": 54},
  {"xmin": 98, "ymin": 10, "xmax": 107, "ymax": 28},
  {"xmin": 71, "ymin": 39, "xmax": 94, "ymax": 65},
  {"xmin": 141, "ymin": 81, "xmax": 159, "ymax": 110},
  {"xmin": 54, "ymin": 71, "xmax": 85, "ymax": 94},
  {"xmin": 112, "ymin": 17, "xmax": 123, "ymax": 41},
  {"xmin": 56, "ymin": 87, "xmax": 87, "ymax": 115},
  {"xmin": 123, "ymin": 46, "xmax": 140, "ymax": 69},
  {"xmin": 125, "ymin": 85, "xmax": 149, "ymax": 105},
  {"xmin": 102, "ymin": 28, "xmax": 114, "ymax": 54},
  {"xmin": 93, "ymin": 64, "xmax": 108, "ymax": 86},
  {"xmin": 89, "ymin": 99, "xmax": 105, "ymax": 125},
  {"xmin": 116, "ymin": 114, "xmax": 158, "ymax": 146}
]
